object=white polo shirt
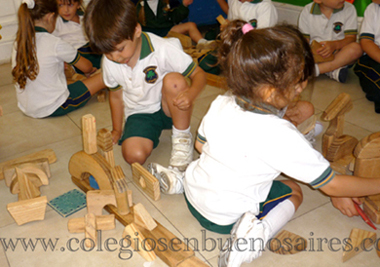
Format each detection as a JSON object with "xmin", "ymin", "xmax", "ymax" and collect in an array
[
  {"xmin": 298, "ymin": 2, "xmax": 358, "ymax": 42},
  {"xmin": 227, "ymin": 0, "xmax": 278, "ymax": 29},
  {"xmin": 184, "ymin": 95, "xmax": 334, "ymax": 225},
  {"xmin": 359, "ymin": 3, "xmax": 380, "ymax": 48},
  {"xmin": 102, "ymin": 32, "xmax": 196, "ymax": 119},
  {"xmin": 53, "ymin": 15, "xmax": 87, "ymax": 50},
  {"xmin": 12, "ymin": 27, "xmax": 80, "ymax": 118}
]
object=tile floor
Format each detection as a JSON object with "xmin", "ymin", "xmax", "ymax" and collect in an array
[{"xmin": 0, "ymin": 62, "xmax": 379, "ymax": 267}]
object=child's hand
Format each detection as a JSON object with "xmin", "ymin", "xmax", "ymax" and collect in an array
[
  {"xmin": 182, "ymin": 0, "xmax": 193, "ymax": 7},
  {"xmin": 173, "ymin": 90, "xmax": 192, "ymax": 111},
  {"xmin": 111, "ymin": 129, "xmax": 121, "ymax": 145},
  {"xmin": 331, "ymin": 197, "xmax": 361, "ymax": 217},
  {"xmin": 317, "ymin": 41, "xmax": 337, "ymax": 58}
]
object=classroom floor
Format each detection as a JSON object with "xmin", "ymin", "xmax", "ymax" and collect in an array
[{"xmin": 0, "ymin": 62, "xmax": 379, "ymax": 267}]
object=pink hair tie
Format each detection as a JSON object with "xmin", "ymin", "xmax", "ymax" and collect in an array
[{"xmin": 242, "ymin": 23, "xmax": 254, "ymax": 34}]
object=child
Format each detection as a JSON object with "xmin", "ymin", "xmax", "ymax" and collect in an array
[
  {"xmin": 84, "ymin": 0, "xmax": 207, "ymax": 169},
  {"xmin": 149, "ymin": 21, "xmax": 380, "ymax": 266},
  {"xmin": 11, "ymin": 0, "xmax": 106, "ymax": 118},
  {"xmin": 53, "ymin": 0, "xmax": 102, "ymax": 71},
  {"xmin": 136, "ymin": 0, "xmax": 215, "ymax": 49},
  {"xmin": 217, "ymin": 0, "xmax": 278, "ymax": 29},
  {"xmin": 354, "ymin": 0, "xmax": 380, "ymax": 113},
  {"xmin": 298, "ymin": 0, "xmax": 363, "ymax": 83}
]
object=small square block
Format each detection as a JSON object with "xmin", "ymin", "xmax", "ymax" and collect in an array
[{"xmin": 48, "ymin": 189, "xmax": 86, "ymax": 217}]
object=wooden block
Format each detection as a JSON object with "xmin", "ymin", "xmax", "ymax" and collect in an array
[
  {"xmin": 216, "ymin": 14, "xmax": 227, "ymax": 25},
  {"xmin": 131, "ymin": 163, "xmax": 160, "ymax": 201},
  {"xmin": 97, "ymin": 90, "xmax": 106, "ymax": 102},
  {"xmin": 7, "ymin": 196, "xmax": 47, "ymax": 225},
  {"xmin": 297, "ymin": 114, "xmax": 316, "ymax": 135},
  {"xmin": 133, "ymin": 203, "xmax": 157, "ymax": 231},
  {"xmin": 354, "ymin": 158, "xmax": 380, "ymax": 178},
  {"xmin": 354, "ymin": 132, "xmax": 380, "ymax": 159},
  {"xmin": 82, "ymin": 114, "xmax": 98, "ymax": 154},
  {"xmin": 87, "ymin": 190, "xmax": 117, "ymax": 216},
  {"xmin": 268, "ymin": 230, "xmax": 307, "ymax": 255},
  {"xmin": 326, "ymin": 135, "xmax": 358, "ymax": 162},
  {"xmin": 97, "ymin": 128, "xmax": 113, "ymax": 152},
  {"xmin": 104, "ymin": 151, "xmax": 115, "ymax": 168},
  {"xmin": 3, "ymin": 158, "xmax": 51, "ymax": 187},
  {"xmin": 85, "ymin": 213, "xmax": 97, "ymax": 248},
  {"xmin": 363, "ymin": 201, "xmax": 380, "ymax": 224},
  {"xmin": 122, "ymin": 223, "xmax": 156, "ymax": 262},
  {"xmin": 206, "ymin": 73, "xmax": 227, "ymax": 89},
  {"xmin": 0, "ymin": 149, "xmax": 57, "ymax": 180},
  {"xmin": 365, "ymin": 194, "xmax": 380, "ymax": 211},
  {"xmin": 127, "ymin": 189, "xmax": 133, "ymax": 207},
  {"xmin": 15, "ymin": 167, "xmax": 43, "ymax": 200},
  {"xmin": 111, "ymin": 166, "xmax": 128, "ymax": 193},
  {"xmin": 342, "ymin": 228, "xmax": 376, "ymax": 262},
  {"xmin": 166, "ymin": 31, "xmax": 192, "ymax": 49},
  {"xmin": 329, "ymin": 154, "xmax": 355, "ymax": 175},
  {"xmin": 68, "ymin": 214, "xmax": 115, "ymax": 233},
  {"xmin": 111, "ymin": 166, "xmax": 130, "ymax": 215},
  {"xmin": 310, "ymin": 40, "xmax": 335, "ymax": 63},
  {"xmin": 321, "ymin": 93, "xmax": 352, "ymax": 121}
]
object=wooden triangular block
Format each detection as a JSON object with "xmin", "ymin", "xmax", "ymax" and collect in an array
[
  {"xmin": 123, "ymin": 223, "xmax": 156, "ymax": 262},
  {"xmin": 269, "ymin": 230, "xmax": 307, "ymax": 255},
  {"xmin": 342, "ymin": 228, "xmax": 376, "ymax": 262},
  {"xmin": 133, "ymin": 203, "xmax": 157, "ymax": 231}
]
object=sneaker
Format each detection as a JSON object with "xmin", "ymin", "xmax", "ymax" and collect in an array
[
  {"xmin": 147, "ymin": 163, "xmax": 184, "ymax": 194},
  {"xmin": 325, "ymin": 66, "xmax": 349, "ymax": 83},
  {"xmin": 218, "ymin": 212, "xmax": 265, "ymax": 267},
  {"xmin": 169, "ymin": 132, "xmax": 193, "ymax": 171}
]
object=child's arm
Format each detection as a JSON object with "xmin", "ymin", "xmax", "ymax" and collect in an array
[
  {"xmin": 109, "ymin": 89, "xmax": 124, "ymax": 144},
  {"xmin": 216, "ymin": 0, "xmax": 229, "ymax": 15},
  {"xmin": 317, "ymin": 35, "xmax": 356, "ymax": 58},
  {"xmin": 361, "ymin": 39, "xmax": 380, "ymax": 63},
  {"xmin": 73, "ymin": 56, "xmax": 97, "ymax": 77},
  {"xmin": 173, "ymin": 66, "xmax": 206, "ymax": 110}
]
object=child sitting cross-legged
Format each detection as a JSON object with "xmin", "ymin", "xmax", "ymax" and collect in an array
[
  {"xmin": 12, "ymin": 0, "xmax": 106, "ymax": 118},
  {"xmin": 148, "ymin": 21, "xmax": 380, "ymax": 266},
  {"xmin": 298, "ymin": 0, "xmax": 363, "ymax": 83},
  {"xmin": 84, "ymin": 0, "xmax": 207, "ymax": 169}
]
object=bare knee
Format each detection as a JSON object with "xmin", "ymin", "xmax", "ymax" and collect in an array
[
  {"xmin": 162, "ymin": 72, "xmax": 188, "ymax": 95},
  {"xmin": 121, "ymin": 139, "xmax": 152, "ymax": 165}
]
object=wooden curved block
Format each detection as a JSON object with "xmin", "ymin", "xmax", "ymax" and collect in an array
[
  {"xmin": 87, "ymin": 190, "xmax": 117, "ymax": 216},
  {"xmin": 354, "ymin": 132, "xmax": 380, "ymax": 159},
  {"xmin": 68, "ymin": 151, "xmax": 112, "ymax": 190}
]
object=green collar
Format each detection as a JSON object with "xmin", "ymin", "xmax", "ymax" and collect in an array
[
  {"xmin": 35, "ymin": 26, "xmax": 48, "ymax": 33},
  {"xmin": 235, "ymin": 96, "xmax": 286, "ymax": 118},
  {"xmin": 140, "ymin": 32, "xmax": 154, "ymax": 60},
  {"xmin": 62, "ymin": 9, "xmax": 84, "ymax": 23},
  {"xmin": 310, "ymin": 3, "xmax": 343, "ymax": 15},
  {"xmin": 250, "ymin": 0, "xmax": 262, "ymax": 3}
]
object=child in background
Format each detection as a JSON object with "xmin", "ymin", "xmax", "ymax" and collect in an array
[
  {"xmin": 354, "ymin": 0, "xmax": 380, "ymax": 113},
  {"xmin": 298, "ymin": 0, "xmax": 362, "ymax": 83},
  {"xmin": 12, "ymin": 0, "xmax": 106, "ymax": 118},
  {"xmin": 149, "ymin": 21, "xmax": 380, "ymax": 266},
  {"xmin": 84, "ymin": 0, "xmax": 206, "ymax": 169},
  {"xmin": 136, "ymin": 0, "xmax": 215, "ymax": 49},
  {"xmin": 216, "ymin": 0, "xmax": 278, "ymax": 29},
  {"xmin": 53, "ymin": 0, "xmax": 102, "ymax": 71}
]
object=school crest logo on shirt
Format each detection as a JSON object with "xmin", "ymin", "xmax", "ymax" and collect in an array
[
  {"xmin": 143, "ymin": 66, "xmax": 158, "ymax": 83},
  {"xmin": 249, "ymin": 19, "xmax": 258, "ymax": 29},
  {"xmin": 333, "ymin": 22, "xmax": 343, "ymax": 34}
]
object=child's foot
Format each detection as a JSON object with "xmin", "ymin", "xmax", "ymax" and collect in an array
[
  {"xmin": 169, "ymin": 132, "xmax": 193, "ymax": 171},
  {"xmin": 148, "ymin": 163, "xmax": 184, "ymax": 194},
  {"xmin": 325, "ymin": 66, "xmax": 349, "ymax": 83},
  {"xmin": 218, "ymin": 212, "xmax": 265, "ymax": 267}
]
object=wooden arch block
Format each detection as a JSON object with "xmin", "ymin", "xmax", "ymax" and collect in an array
[{"xmin": 87, "ymin": 190, "xmax": 117, "ymax": 216}]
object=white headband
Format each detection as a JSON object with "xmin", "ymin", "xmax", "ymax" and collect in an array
[{"xmin": 22, "ymin": 0, "xmax": 35, "ymax": 9}]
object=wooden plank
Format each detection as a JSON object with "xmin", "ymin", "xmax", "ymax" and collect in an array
[
  {"xmin": 321, "ymin": 93, "xmax": 352, "ymax": 121},
  {"xmin": 85, "ymin": 213, "xmax": 97, "ymax": 248},
  {"xmin": 342, "ymin": 228, "xmax": 376, "ymax": 262},
  {"xmin": 131, "ymin": 163, "xmax": 160, "ymax": 201},
  {"xmin": 7, "ymin": 196, "xmax": 47, "ymax": 225},
  {"xmin": 363, "ymin": 201, "xmax": 380, "ymax": 224},
  {"xmin": 365, "ymin": 194, "xmax": 380, "ymax": 211},
  {"xmin": 82, "ymin": 114, "xmax": 98, "ymax": 154},
  {"xmin": 123, "ymin": 223, "xmax": 156, "ymax": 262},
  {"xmin": 0, "ymin": 149, "xmax": 57, "ymax": 180}
]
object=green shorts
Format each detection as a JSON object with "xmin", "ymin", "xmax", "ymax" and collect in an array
[
  {"xmin": 118, "ymin": 108, "xmax": 173, "ymax": 148},
  {"xmin": 184, "ymin": 180, "xmax": 292, "ymax": 234},
  {"xmin": 49, "ymin": 80, "xmax": 91, "ymax": 117}
]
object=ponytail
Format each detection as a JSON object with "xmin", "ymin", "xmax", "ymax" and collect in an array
[{"xmin": 137, "ymin": 0, "xmax": 146, "ymax": 26}]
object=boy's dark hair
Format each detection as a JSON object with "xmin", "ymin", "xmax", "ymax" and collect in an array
[
  {"xmin": 218, "ymin": 20, "xmax": 315, "ymax": 105},
  {"xmin": 84, "ymin": 0, "xmax": 138, "ymax": 54}
]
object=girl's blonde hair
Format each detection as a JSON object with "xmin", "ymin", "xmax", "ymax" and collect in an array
[
  {"xmin": 12, "ymin": 0, "xmax": 58, "ymax": 89},
  {"xmin": 137, "ymin": 0, "xmax": 170, "ymax": 26},
  {"xmin": 218, "ymin": 20, "xmax": 315, "ymax": 107}
]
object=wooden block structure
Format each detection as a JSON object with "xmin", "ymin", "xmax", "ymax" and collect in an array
[
  {"xmin": 363, "ymin": 200, "xmax": 380, "ymax": 224},
  {"xmin": 131, "ymin": 163, "xmax": 160, "ymax": 201},
  {"xmin": 310, "ymin": 40, "xmax": 335, "ymax": 63},
  {"xmin": 7, "ymin": 196, "xmax": 47, "ymax": 225},
  {"xmin": 68, "ymin": 214, "xmax": 116, "ymax": 233},
  {"xmin": 342, "ymin": 228, "xmax": 376, "ymax": 262},
  {"xmin": 111, "ymin": 166, "xmax": 130, "ymax": 215},
  {"xmin": 166, "ymin": 31, "xmax": 192, "ymax": 49},
  {"xmin": 133, "ymin": 203, "xmax": 157, "ymax": 231},
  {"xmin": 353, "ymin": 132, "xmax": 380, "ymax": 178},
  {"xmin": 268, "ymin": 230, "xmax": 307, "ymax": 255},
  {"xmin": 82, "ymin": 114, "xmax": 98, "ymax": 154}
]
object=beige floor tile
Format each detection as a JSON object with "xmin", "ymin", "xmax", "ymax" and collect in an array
[
  {"xmin": 0, "ymin": 84, "xmax": 18, "ymax": 116},
  {"xmin": 0, "ymin": 63, "xmax": 12, "ymax": 88},
  {"xmin": 0, "ymin": 246, "xmax": 9, "ymax": 267}
]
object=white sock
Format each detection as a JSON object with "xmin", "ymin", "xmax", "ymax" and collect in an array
[
  {"xmin": 261, "ymin": 199, "xmax": 295, "ymax": 240},
  {"xmin": 172, "ymin": 126, "xmax": 190, "ymax": 136},
  {"xmin": 315, "ymin": 64, "xmax": 320, "ymax": 77},
  {"xmin": 197, "ymin": 38, "xmax": 207, "ymax": 44}
]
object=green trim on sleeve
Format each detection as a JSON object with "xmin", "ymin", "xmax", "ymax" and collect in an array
[
  {"xmin": 302, "ymin": 33, "xmax": 310, "ymax": 40},
  {"xmin": 182, "ymin": 61, "xmax": 196, "ymax": 78},
  {"xmin": 197, "ymin": 133, "xmax": 206, "ymax": 144},
  {"xmin": 310, "ymin": 167, "xmax": 335, "ymax": 189},
  {"xmin": 108, "ymin": 85, "xmax": 122, "ymax": 91},
  {"xmin": 68, "ymin": 52, "xmax": 81, "ymax": 65},
  {"xmin": 344, "ymin": 29, "xmax": 358, "ymax": 36},
  {"xmin": 359, "ymin": 33, "xmax": 375, "ymax": 41}
]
